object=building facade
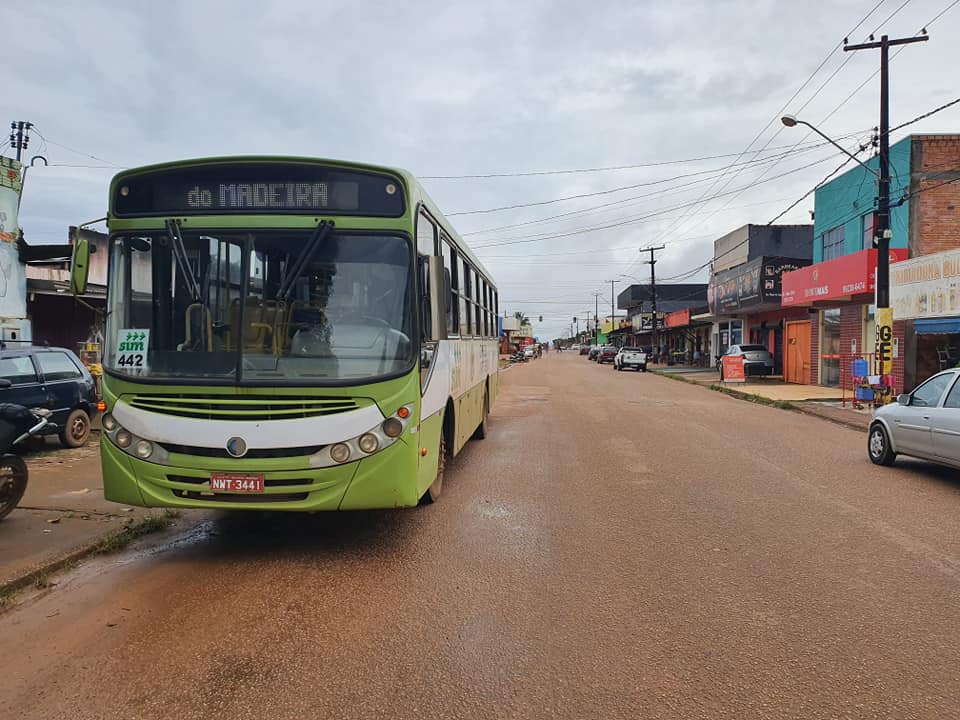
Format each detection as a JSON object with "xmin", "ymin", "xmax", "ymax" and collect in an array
[{"xmin": 780, "ymin": 134, "xmax": 960, "ymax": 391}]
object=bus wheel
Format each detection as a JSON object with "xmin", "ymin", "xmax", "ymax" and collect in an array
[
  {"xmin": 472, "ymin": 389, "xmax": 489, "ymax": 440},
  {"xmin": 423, "ymin": 431, "xmax": 446, "ymax": 504}
]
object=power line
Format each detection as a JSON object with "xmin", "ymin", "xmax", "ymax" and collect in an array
[
  {"xmin": 638, "ymin": 1, "xmax": 919, "ymax": 263},
  {"xmin": 472, "ymin": 153, "xmax": 842, "ymax": 249},
  {"xmin": 421, "ymin": 136, "xmax": 868, "ymax": 180}
]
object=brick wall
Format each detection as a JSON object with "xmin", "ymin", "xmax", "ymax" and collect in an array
[
  {"xmin": 840, "ymin": 304, "xmax": 863, "ymax": 356},
  {"xmin": 892, "ymin": 320, "xmax": 906, "ymax": 395},
  {"xmin": 912, "ymin": 135, "xmax": 960, "ymax": 257},
  {"xmin": 810, "ymin": 313, "xmax": 819, "ymax": 385}
]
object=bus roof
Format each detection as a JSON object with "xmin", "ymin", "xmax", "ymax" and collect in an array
[{"xmin": 109, "ymin": 155, "xmax": 494, "ymax": 285}]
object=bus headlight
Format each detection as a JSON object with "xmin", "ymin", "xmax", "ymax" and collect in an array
[
  {"xmin": 309, "ymin": 404, "xmax": 415, "ymax": 468},
  {"xmin": 358, "ymin": 433, "xmax": 379, "ymax": 454},
  {"xmin": 115, "ymin": 430, "xmax": 133, "ymax": 448},
  {"xmin": 134, "ymin": 440, "xmax": 154, "ymax": 459},
  {"xmin": 382, "ymin": 418, "xmax": 403, "ymax": 438},
  {"xmin": 102, "ymin": 413, "xmax": 118, "ymax": 432},
  {"xmin": 330, "ymin": 443, "xmax": 351, "ymax": 463}
]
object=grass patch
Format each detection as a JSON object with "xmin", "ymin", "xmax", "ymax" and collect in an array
[
  {"xmin": 708, "ymin": 384, "xmax": 795, "ymax": 410},
  {"xmin": 92, "ymin": 515, "xmax": 173, "ymax": 555},
  {"xmin": 0, "ymin": 585, "xmax": 16, "ymax": 609},
  {"xmin": 657, "ymin": 372, "xmax": 699, "ymax": 384},
  {"xmin": 163, "ymin": 508, "xmax": 182, "ymax": 520}
]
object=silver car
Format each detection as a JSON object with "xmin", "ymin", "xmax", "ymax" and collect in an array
[{"xmin": 868, "ymin": 368, "xmax": 960, "ymax": 470}]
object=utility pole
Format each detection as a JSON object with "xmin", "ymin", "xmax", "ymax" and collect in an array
[
  {"xmin": 593, "ymin": 293, "xmax": 602, "ymax": 346},
  {"xmin": 844, "ymin": 32, "xmax": 927, "ymax": 379},
  {"xmin": 843, "ymin": 33, "xmax": 927, "ymax": 308},
  {"xmin": 8, "ymin": 121, "xmax": 33, "ymax": 162},
  {"xmin": 607, "ymin": 280, "xmax": 620, "ymax": 341},
  {"xmin": 641, "ymin": 245, "xmax": 666, "ymax": 355}
]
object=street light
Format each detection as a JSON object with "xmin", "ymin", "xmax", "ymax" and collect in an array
[{"xmin": 780, "ymin": 115, "xmax": 878, "ymax": 177}]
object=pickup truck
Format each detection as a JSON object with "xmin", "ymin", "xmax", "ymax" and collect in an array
[{"xmin": 614, "ymin": 347, "xmax": 648, "ymax": 372}]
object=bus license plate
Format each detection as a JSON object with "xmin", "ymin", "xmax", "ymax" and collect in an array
[{"xmin": 209, "ymin": 473, "xmax": 265, "ymax": 493}]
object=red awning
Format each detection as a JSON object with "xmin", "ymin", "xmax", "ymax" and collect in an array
[{"xmin": 781, "ymin": 248, "xmax": 908, "ymax": 307}]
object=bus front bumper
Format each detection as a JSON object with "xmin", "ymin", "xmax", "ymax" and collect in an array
[{"xmin": 101, "ymin": 436, "xmax": 420, "ymax": 511}]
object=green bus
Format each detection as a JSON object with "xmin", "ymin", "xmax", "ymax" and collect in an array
[{"xmin": 71, "ymin": 156, "xmax": 499, "ymax": 510}]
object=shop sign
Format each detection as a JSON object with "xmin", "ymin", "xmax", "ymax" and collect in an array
[
  {"xmin": 874, "ymin": 307, "xmax": 894, "ymax": 375},
  {"xmin": 890, "ymin": 247, "xmax": 960, "ymax": 320},
  {"xmin": 721, "ymin": 354, "xmax": 746, "ymax": 382},
  {"xmin": 781, "ymin": 248, "xmax": 908, "ymax": 307},
  {"xmin": 665, "ymin": 309, "xmax": 690, "ymax": 328},
  {"xmin": 709, "ymin": 256, "xmax": 808, "ymax": 313}
]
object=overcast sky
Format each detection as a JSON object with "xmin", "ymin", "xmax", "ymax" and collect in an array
[{"xmin": 7, "ymin": 0, "xmax": 960, "ymax": 341}]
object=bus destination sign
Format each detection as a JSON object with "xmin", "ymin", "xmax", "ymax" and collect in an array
[
  {"xmin": 183, "ymin": 182, "xmax": 338, "ymax": 211},
  {"xmin": 112, "ymin": 162, "xmax": 405, "ymax": 217}
]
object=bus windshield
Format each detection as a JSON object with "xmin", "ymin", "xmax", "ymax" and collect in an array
[{"xmin": 105, "ymin": 229, "xmax": 414, "ymax": 384}]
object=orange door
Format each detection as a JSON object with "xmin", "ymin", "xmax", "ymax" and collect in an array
[{"xmin": 784, "ymin": 321, "xmax": 811, "ymax": 384}]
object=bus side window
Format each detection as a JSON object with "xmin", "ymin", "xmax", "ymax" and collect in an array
[{"xmin": 417, "ymin": 210, "xmax": 437, "ymax": 344}]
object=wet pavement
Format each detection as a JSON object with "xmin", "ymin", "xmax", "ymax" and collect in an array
[{"xmin": 3, "ymin": 353, "xmax": 960, "ymax": 719}]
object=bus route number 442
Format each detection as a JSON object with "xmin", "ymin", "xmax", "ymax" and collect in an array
[{"xmin": 210, "ymin": 473, "xmax": 265, "ymax": 493}]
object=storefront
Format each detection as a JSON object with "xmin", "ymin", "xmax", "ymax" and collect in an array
[
  {"xmin": 661, "ymin": 307, "xmax": 711, "ymax": 365},
  {"xmin": 781, "ymin": 247, "xmax": 909, "ymax": 387},
  {"xmin": 891, "ymin": 247, "xmax": 960, "ymax": 389},
  {"xmin": 708, "ymin": 255, "xmax": 810, "ymax": 372}
]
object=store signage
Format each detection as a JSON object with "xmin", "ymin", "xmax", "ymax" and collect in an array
[
  {"xmin": 781, "ymin": 248, "xmax": 908, "ymax": 307},
  {"xmin": 665, "ymin": 309, "xmax": 691, "ymax": 328},
  {"xmin": 709, "ymin": 256, "xmax": 808, "ymax": 314},
  {"xmin": 721, "ymin": 355, "xmax": 746, "ymax": 382},
  {"xmin": 874, "ymin": 307, "xmax": 893, "ymax": 375},
  {"xmin": 890, "ymin": 247, "xmax": 960, "ymax": 320}
]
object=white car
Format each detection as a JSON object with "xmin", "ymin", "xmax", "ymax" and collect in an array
[
  {"xmin": 614, "ymin": 347, "xmax": 648, "ymax": 372},
  {"xmin": 523, "ymin": 346, "xmax": 536, "ymax": 359},
  {"xmin": 571, "ymin": 344, "xmax": 580, "ymax": 351}
]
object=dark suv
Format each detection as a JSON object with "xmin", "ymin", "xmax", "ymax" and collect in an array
[{"xmin": 0, "ymin": 347, "xmax": 97, "ymax": 447}]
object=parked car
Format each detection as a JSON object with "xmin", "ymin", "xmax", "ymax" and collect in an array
[
  {"xmin": 719, "ymin": 344, "xmax": 774, "ymax": 379},
  {"xmin": 523, "ymin": 346, "xmax": 536, "ymax": 359},
  {"xmin": 868, "ymin": 368, "xmax": 960, "ymax": 470},
  {"xmin": 597, "ymin": 346, "xmax": 618, "ymax": 364},
  {"xmin": 0, "ymin": 347, "xmax": 98, "ymax": 448},
  {"xmin": 614, "ymin": 347, "xmax": 648, "ymax": 372},
  {"xmin": 571, "ymin": 344, "xmax": 580, "ymax": 351},
  {"xmin": 580, "ymin": 345, "xmax": 592, "ymax": 356},
  {"xmin": 587, "ymin": 346, "xmax": 601, "ymax": 360}
]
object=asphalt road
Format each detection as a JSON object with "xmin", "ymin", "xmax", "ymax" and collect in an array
[{"xmin": 3, "ymin": 353, "xmax": 960, "ymax": 719}]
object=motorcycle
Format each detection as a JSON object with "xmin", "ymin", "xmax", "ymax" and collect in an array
[{"xmin": 0, "ymin": 405, "xmax": 54, "ymax": 521}]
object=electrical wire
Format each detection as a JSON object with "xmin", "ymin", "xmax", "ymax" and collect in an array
[
  {"xmin": 472, "ymin": 153, "xmax": 842, "ymax": 249},
  {"xmin": 421, "ymin": 135, "xmax": 869, "ymax": 180},
  {"xmin": 458, "ymin": 135, "xmax": 866, "ymax": 236}
]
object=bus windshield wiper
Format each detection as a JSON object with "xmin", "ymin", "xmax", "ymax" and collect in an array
[
  {"xmin": 165, "ymin": 219, "xmax": 202, "ymax": 302},
  {"xmin": 277, "ymin": 220, "xmax": 334, "ymax": 302}
]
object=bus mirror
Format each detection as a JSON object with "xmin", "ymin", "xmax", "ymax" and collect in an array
[
  {"xmin": 428, "ymin": 256, "xmax": 448, "ymax": 341},
  {"xmin": 71, "ymin": 235, "xmax": 91, "ymax": 296}
]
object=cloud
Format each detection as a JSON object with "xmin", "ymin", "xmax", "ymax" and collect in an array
[{"xmin": 7, "ymin": 0, "xmax": 960, "ymax": 340}]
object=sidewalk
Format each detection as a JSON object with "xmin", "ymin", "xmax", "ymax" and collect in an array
[
  {"xmin": 653, "ymin": 366, "xmax": 871, "ymax": 430},
  {"xmin": 0, "ymin": 434, "xmax": 193, "ymax": 594}
]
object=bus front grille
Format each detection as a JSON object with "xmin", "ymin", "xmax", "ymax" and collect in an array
[
  {"xmin": 158, "ymin": 443, "xmax": 325, "ymax": 459},
  {"xmin": 128, "ymin": 394, "xmax": 362, "ymax": 421}
]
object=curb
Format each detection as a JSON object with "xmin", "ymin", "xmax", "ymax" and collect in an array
[
  {"xmin": 792, "ymin": 405, "xmax": 871, "ymax": 432},
  {"xmin": 0, "ymin": 513, "xmax": 202, "ymax": 602},
  {"xmin": 655, "ymin": 370, "xmax": 870, "ymax": 431}
]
